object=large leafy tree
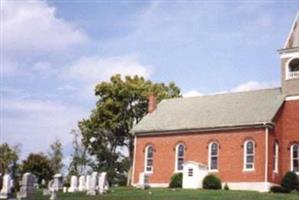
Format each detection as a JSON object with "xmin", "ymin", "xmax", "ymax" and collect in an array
[
  {"xmin": 48, "ymin": 139, "xmax": 64, "ymax": 174},
  {"xmin": 79, "ymin": 74, "xmax": 181, "ymax": 185},
  {"xmin": 22, "ymin": 153, "xmax": 54, "ymax": 184}
]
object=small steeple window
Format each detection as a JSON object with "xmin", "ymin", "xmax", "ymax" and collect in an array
[{"xmin": 287, "ymin": 58, "xmax": 299, "ymax": 79}]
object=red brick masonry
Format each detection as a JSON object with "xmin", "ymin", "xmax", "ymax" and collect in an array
[{"xmin": 133, "ymin": 99, "xmax": 299, "ymax": 186}]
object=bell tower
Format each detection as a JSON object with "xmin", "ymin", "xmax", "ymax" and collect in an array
[{"xmin": 279, "ymin": 12, "xmax": 299, "ymax": 97}]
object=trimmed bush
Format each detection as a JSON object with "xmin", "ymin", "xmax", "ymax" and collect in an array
[
  {"xmin": 281, "ymin": 171, "xmax": 298, "ymax": 192},
  {"xmin": 203, "ymin": 175, "xmax": 222, "ymax": 190},
  {"xmin": 224, "ymin": 183, "xmax": 229, "ymax": 190},
  {"xmin": 169, "ymin": 173, "xmax": 183, "ymax": 188},
  {"xmin": 270, "ymin": 186, "xmax": 289, "ymax": 193}
]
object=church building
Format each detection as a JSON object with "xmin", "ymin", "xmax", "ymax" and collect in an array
[{"xmin": 132, "ymin": 13, "xmax": 299, "ymax": 192}]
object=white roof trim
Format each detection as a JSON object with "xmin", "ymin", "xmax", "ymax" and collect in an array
[{"xmin": 284, "ymin": 11, "xmax": 299, "ymax": 49}]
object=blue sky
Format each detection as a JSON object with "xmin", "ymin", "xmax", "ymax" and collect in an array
[{"xmin": 1, "ymin": 0, "xmax": 298, "ymax": 162}]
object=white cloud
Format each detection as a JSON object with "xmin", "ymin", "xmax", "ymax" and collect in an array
[
  {"xmin": 183, "ymin": 90, "xmax": 204, "ymax": 97},
  {"xmin": 231, "ymin": 80, "xmax": 279, "ymax": 92},
  {"xmin": 1, "ymin": 97, "xmax": 87, "ymax": 159},
  {"xmin": 66, "ymin": 55, "xmax": 152, "ymax": 83},
  {"xmin": 1, "ymin": 0, "xmax": 89, "ymax": 54},
  {"xmin": 63, "ymin": 55, "xmax": 152, "ymax": 99},
  {"xmin": 184, "ymin": 80, "xmax": 279, "ymax": 98}
]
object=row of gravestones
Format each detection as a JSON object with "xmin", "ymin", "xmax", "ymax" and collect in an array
[
  {"xmin": 45, "ymin": 172, "xmax": 109, "ymax": 200},
  {"xmin": 0, "ymin": 173, "xmax": 37, "ymax": 200},
  {"xmin": 63, "ymin": 172, "xmax": 109, "ymax": 195},
  {"xmin": 0, "ymin": 171, "xmax": 108, "ymax": 200}
]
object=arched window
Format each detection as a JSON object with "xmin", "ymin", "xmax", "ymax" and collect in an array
[
  {"xmin": 290, "ymin": 144, "xmax": 299, "ymax": 172},
  {"xmin": 208, "ymin": 142, "xmax": 219, "ymax": 171},
  {"xmin": 273, "ymin": 142, "xmax": 279, "ymax": 173},
  {"xmin": 287, "ymin": 58, "xmax": 299, "ymax": 79},
  {"xmin": 145, "ymin": 145, "xmax": 154, "ymax": 173},
  {"xmin": 175, "ymin": 144, "xmax": 185, "ymax": 171},
  {"xmin": 244, "ymin": 140, "xmax": 255, "ymax": 171}
]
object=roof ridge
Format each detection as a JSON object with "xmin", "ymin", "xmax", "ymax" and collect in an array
[{"xmin": 165, "ymin": 87, "xmax": 282, "ymax": 102}]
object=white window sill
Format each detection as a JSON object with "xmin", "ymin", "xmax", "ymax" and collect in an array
[
  {"xmin": 243, "ymin": 168, "xmax": 255, "ymax": 172},
  {"xmin": 144, "ymin": 171, "xmax": 153, "ymax": 175},
  {"xmin": 208, "ymin": 169, "xmax": 219, "ymax": 173}
]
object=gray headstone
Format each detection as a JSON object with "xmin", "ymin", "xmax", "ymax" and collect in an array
[{"xmin": 17, "ymin": 172, "xmax": 35, "ymax": 199}]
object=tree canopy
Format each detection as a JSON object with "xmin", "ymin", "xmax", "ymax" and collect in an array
[
  {"xmin": 22, "ymin": 153, "xmax": 54, "ymax": 183},
  {"xmin": 0, "ymin": 143, "xmax": 20, "ymax": 176},
  {"xmin": 48, "ymin": 139, "xmax": 64, "ymax": 174},
  {"xmin": 79, "ymin": 74, "xmax": 181, "ymax": 185}
]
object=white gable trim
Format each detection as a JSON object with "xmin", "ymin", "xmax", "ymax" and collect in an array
[
  {"xmin": 284, "ymin": 11, "xmax": 299, "ymax": 49},
  {"xmin": 285, "ymin": 95, "xmax": 299, "ymax": 101}
]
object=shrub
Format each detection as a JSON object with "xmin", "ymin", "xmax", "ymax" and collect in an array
[
  {"xmin": 169, "ymin": 173, "xmax": 183, "ymax": 188},
  {"xmin": 224, "ymin": 183, "xmax": 229, "ymax": 190},
  {"xmin": 203, "ymin": 174, "xmax": 222, "ymax": 190},
  {"xmin": 270, "ymin": 186, "xmax": 290, "ymax": 193},
  {"xmin": 281, "ymin": 171, "xmax": 298, "ymax": 192}
]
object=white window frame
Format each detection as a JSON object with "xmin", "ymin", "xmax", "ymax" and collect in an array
[
  {"xmin": 290, "ymin": 144, "xmax": 299, "ymax": 174},
  {"xmin": 273, "ymin": 142, "xmax": 279, "ymax": 173},
  {"xmin": 285, "ymin": 56, "xmax": 299, "ymax": 80},
  {"xmin": 243, "ymin": 140, "xmax": 255, "ymax": 171},
  {"xmin": 175, "ymin": 143, "xmax": 185, "ymax": 172},
  {"xmin": 144, "ymin": 145, "xmax": 154, "ymax": 173},
  {"xmin": 208, "ymin": 142, "xmax": 219, "ymax": 172}
]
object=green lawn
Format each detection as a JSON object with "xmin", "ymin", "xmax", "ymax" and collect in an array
[{"xmin": 33, "ymin": 187, "xmax": 298, "ymax": 200}]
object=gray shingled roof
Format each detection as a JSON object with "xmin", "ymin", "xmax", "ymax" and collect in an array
[{"xmin": 133, "ymin": 88, "xmax": 285, "ymax": 134}]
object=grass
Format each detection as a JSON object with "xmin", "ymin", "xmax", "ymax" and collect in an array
[{"xmin": 32, "ymin": 187, "xmax": 299, "ymax": 200}]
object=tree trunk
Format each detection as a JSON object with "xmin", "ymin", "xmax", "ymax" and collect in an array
[{"xmin": 126, "ymin": 139, "xmax": 134, "ymax": 186}]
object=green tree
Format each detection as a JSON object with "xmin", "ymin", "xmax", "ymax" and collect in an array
[
  {"xmin": 68, "ymin": 129, "xmax": 90, "ymax": 177},
  {"xmin": 22, "ymin": 153, "xmax": 54, "ymax": 184},
  {"xmin": 48, "ymin": 139, "xmax": 64, "ymax": 174},
  {"xmin": 79, "ymin": 74, "xmax": 181, "ymax": 185},
  {"xmin": 0, "ymin": 143, "xmax": 20, "ymax": 176}
]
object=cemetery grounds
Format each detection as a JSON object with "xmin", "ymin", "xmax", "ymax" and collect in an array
[{"xmin": 33, "ymin": 187, "xmax": 299, "ymax": 200}]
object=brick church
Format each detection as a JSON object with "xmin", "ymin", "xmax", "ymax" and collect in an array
[{"xmin": 131, "ymin": 13, "xmax": 299, "ymax": 192}]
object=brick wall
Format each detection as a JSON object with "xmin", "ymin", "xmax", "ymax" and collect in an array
[
  {"xmin": 133, "ymin": 128, "xmax": 267, "ymax": 185},
  {"xmin": 269, "ymin": 99, "xmax": 299, "ymax": 183}
]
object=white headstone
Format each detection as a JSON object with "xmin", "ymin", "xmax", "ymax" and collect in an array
[
  {"xmin": 85, "ymin": 175, "xmax": 91, "ymax": 191},
  {"xmin": 78, "ymin": 176, "xmax": 86, "ymax": 192},
  {"xmin": 17, "ymin": 172, "xmax": 35, "ymax": 199},
  {"xmin": 86, "ymin": 172, "xmax": 97, "ymax": 196},
  {"xmin": 0, "ymin": 174, "xmax": 12, "ymax": 199},
  {"xmin": 68, "ymin": 176, "xmax": 78, "ymax": 192},
  {"xmin": 48, "ymin": 180, "xmax": 58, "ymax": 200},
  {"xmin": 53, "ymin": 174, "xmax": 63, "ymax": 191},
  {"xmin": 98, "ymin": 172, "xmax": 109, "ymax": 194}
]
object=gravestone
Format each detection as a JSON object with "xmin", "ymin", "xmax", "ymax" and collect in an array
[
  {"xmin": 85, "ymin": 175, "xmax": 91, "ymax": 191},
  {"xmin": 137, "ymin": 172, "xmax": 150, "ymax": 189},
  {"xmin": 17, "ymin": 172, "xmax": 35, "ymax": 199},
  {"xmin": 48, "ymin": 180, "xmax": 58, "ymax": 200},
  {"xmin": 53, "ymin": 174, "xmax": 63, "ymax": 191},
  {"xmin": 68, "ymin": 176, "xmax": 78, "ymax": 192},
  {"xmin": 98, "ymin": 172, "xmax": 109, "ymax": 194},
  {"xmin": 0, "ymin": 174, "xmax": 12, "ymax": 199},
  {"xmin": 86, "ymin": 172, "xmax": 97, "ymax": 196},
  {"xmin": 78, "ymin": 176, "xmax": 86, "ymax": 192}
]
